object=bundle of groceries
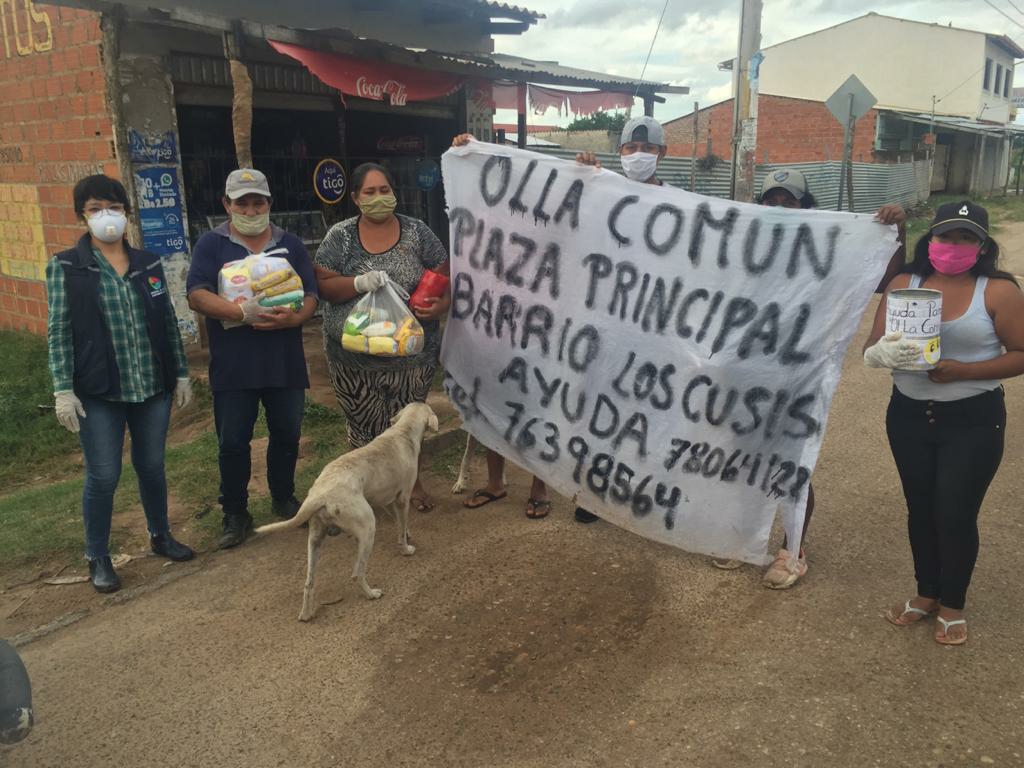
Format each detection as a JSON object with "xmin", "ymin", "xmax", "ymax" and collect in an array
[
  {"xmin": 342, "ymin": 278, "xmax": 425, "ymax": 357},
  {"xmin": 218, "ymin": 248, "xmax": 304, "ymax": 328}
]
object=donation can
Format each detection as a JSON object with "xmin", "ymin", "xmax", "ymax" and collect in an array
[{"xmin": 886, "ymin": 288, "xmax": 942, "ymax": 370}]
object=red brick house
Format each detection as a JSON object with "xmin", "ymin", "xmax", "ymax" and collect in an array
[{"xmin": 663, "ymin": 94, "xmax": 879, "ymax": 166}]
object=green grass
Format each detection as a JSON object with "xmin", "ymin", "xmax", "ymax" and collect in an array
[
  {"xmin": 0, "ymin": 331, "xmax": 81, "ymax": 488},
  {"xmin": 0, "ymin": 326, "xmax": 353, "ymax": 566}
]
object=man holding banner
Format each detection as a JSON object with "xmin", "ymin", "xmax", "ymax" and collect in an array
[{"xmin": 439, "ymin": 139, "xmax": 897, "ymax": 566}]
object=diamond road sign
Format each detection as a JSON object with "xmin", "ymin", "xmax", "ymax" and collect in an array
[{"xmin": 826, "ymin": 74, "xmax": 877, "ymax": 124}]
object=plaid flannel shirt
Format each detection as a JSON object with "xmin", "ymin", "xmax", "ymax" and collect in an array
[{"xmin": 46, "ymin": 249, "xmax": 188, "ymax": 401}]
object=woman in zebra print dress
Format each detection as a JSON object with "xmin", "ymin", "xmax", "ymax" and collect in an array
[{"xmin": 314, "ymin": 163, "xmax": 451, "ymax": 511}]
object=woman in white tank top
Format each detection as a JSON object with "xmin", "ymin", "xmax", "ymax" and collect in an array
[{"xmin": 863, "ymin": 200, "xmax": 1024, "ymax": 646}]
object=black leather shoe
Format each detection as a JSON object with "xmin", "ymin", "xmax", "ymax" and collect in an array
[
  {"xmin": 150, "ymin": 532, "xmax": 194, "ymax": 562},
  {"xmin": 574, "ymin": 507, "xmax": 599, "ymax": 524},
  {"xmin": 218, "ymin": 514, "xmax": 253, "ymax": 550},
  {"xmin": 88, "ymin": 556, "xmax": 121, "ymax": 593},
  {"xmin": 271, "ymin": 496, "xmax": 301, "ymax": 520}
]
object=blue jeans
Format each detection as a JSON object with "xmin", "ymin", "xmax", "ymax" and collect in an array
[
  {"xmin": 79, "ymin": 392, "xmax": 173, "ymax": 559},
  {"xmin": 213, "ymin": 388, "xmax": 305, "ymax": 516}
]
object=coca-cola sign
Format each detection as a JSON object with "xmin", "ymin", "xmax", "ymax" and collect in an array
[
  {"xmin": 376, "ymin": 136, "xmax": 426, "ymax": 154},
  {"xmin": 356, "ymin": 76, "xmax": 408, "ymax": 106},
  {"xmin": 269, "ymin": 41, "xmax": 464, "ymax": 109}
]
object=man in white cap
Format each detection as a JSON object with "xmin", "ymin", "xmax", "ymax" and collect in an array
[
  {"xmin": 576, "ymin": 115, "xmax": 667, "ymax": 185},
  {"xmin": 186, "ymin": 169, "xmax": 319, "ymax": 549}
]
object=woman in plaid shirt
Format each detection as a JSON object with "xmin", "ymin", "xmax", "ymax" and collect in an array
[{"xmin": 46, "ymin": 175, "xmax": 195, "ymax": 594}]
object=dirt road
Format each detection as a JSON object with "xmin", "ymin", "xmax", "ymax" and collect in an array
[{"xmin": 5, "ymin": 226, "xmax": 1024, "ymax": 768}]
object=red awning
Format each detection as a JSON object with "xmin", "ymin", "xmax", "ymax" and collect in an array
[{"xmin": 269, "ymin": 40, "xmax": 464, "ymax": 106}]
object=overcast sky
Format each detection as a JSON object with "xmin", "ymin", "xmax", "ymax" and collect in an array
[{"xmin": 492, "ymin": 0, "xmax": 1021, "ymax": 126}]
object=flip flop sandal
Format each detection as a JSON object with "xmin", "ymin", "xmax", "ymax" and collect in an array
[
  {"xmin": 463, "ymin": 489, "xmax": 508, "ymax": 509},
  {"xmin": 525, "ymin": 498, "xmax": 551, "ymax": 519},
  {"xmin": 934, "ymin": 616, "xmax": 968, "ymax": 646},
  {"xmin": 885, "ymin": 600, "xmax": 939, "ymax": 627}
]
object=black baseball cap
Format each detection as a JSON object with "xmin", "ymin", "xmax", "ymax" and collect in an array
[{"xmin": 930, "ymin": 200, "xmax": 988, "ymax": 241}]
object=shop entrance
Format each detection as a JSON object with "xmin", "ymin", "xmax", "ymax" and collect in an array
[
  {"xmin": 176, "ymin": 101, "xmax": 458, "ymax": 252},
  {"xmin": 177, "ymin": 104, "xmax": 343, "ymax": 253}
]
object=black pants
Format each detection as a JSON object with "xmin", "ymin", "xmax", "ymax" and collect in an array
[
  {"xmin": 213, "ymin": 388, "xmax": 306, "ymax": 516},
  {"xmin": 886, "ymin": 387, "xmax": 1005, "ymax": 610}
]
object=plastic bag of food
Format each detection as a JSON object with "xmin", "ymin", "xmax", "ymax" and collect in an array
[
  {"xmin": 342, "ymin": 279, "xmax": 424, "ymax": 357},
  {"xmin": 218, "ymin": 248, "xmax": 302, "ymax": 328}
]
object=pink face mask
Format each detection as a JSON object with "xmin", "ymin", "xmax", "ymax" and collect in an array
[{"xmin": 928, "ymin": 240, "xmax": 980, "ymax": 275}]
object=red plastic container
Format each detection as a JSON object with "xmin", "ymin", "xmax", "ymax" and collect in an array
[{"xmin": 409, "ymin": 270, "xmax": 450, "ymax": 310}]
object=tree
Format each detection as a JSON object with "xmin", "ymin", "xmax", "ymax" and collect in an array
[{"xmin": 566, "ymin": 111, "xmax": 627, "ymax": 133}]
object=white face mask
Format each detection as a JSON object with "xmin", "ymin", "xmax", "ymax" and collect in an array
[
  {"xmin": 620, "ymin": 151, "xmax": 659, "ymax": 182},
  {"xmin": 87, "ymin": 210, "xmax": 127, "ymax": 243}
]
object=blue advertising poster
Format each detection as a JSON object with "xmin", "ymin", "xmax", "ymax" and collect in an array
[
  {"xmin": 313, "ymin": 158, "xmax": 347, "ymax": 204},
  {"xmin": 134, "ymin": 166, "xmax": 187, "ymax": 257},
  {"xmin": 128, "ymin": 129, "xmax": 179, "ymax": 164},
  {"xmin": 416, "ymin": 159, "xmax": 440, "ymax": 191}
]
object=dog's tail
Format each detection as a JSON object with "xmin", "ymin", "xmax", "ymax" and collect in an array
[{"xmin": 254, "ymin": 495, "xmax": 321, "ymax": 535}]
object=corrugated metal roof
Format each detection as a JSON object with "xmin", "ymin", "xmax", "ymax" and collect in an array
[
  {"xmin": 446, "ymin": 52, "xmax": 687, "ymax": 93},
  {"xmin": 884, "ymin": 110, "xmax": 1023, "ymax": 135},
  {"xmin": 476, "ymin": 1, "xmax": 544, "ymax": 20}
]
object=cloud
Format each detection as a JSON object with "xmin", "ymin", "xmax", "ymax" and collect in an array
[{"xmin": 493, "ymin": 0, "xmax": 1019, "ymax": 125}]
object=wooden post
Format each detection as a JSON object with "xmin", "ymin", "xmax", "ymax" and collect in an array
[
  {"xmin": 690, "ymin": 101, "xmax": 698, "ymax": 192},
  {"xmin": 224, "ymin": 22, "xmax": 253, "ymax": 169},
  {"xmin": 517, "ymin": 82, "xmax": 527, "ymax": 149},
  {"xmin": 643, "ymin": 95, "xmax": 655, "ymax": 117}
]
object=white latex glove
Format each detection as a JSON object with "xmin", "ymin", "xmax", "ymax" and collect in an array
[
  {"xmin": 353, "ymin": 270, "xmax": 389, "ymax": 293},
  {"xmin": 54, "ymin": 390, "xmax": 86, "ymax": 433},
  {"xmin": 864, "ymin": 331, "xmax": 919, "ymax": 369},
  {"xmin": 174, "ymin": 377, "xmax": 193, "ymax": 409},
  {"xmin": 238, "ymin": 297, "xmax": 266, "ymax": 325}
]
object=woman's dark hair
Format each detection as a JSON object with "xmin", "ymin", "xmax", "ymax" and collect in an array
[
  {"xmin": 350, "ymin": 163, "xmax": 396, "ymax": 195},
  {"xmin": 906, "ymin": 231, "xmax": 1018, "ymax": 287},
  {"xmin": 73, "ymin": 175, "xmax": 131, "ymax": 217}
]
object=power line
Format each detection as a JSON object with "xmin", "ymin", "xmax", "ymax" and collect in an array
[
  {"xmin": 1003, "ymin": 0, "xmax": 1024, "ymax": 19},
  {"xmin": 634, "ymin": 0, "xmax": 671, "ymax": 98},
  {"xmin": 984, "ymin": 0, "xmax": 1024, "ymax": 29}
]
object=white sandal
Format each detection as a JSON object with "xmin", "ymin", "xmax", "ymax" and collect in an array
[
  {"xmin": 935, "ymin": 616, "xmax": 968, "ymax": 646},
  {"xmin": 885, "ymin": 600, "xmax": 938, "ymax": 626}
]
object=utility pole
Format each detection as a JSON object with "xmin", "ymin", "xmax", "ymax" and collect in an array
[
  {"xmin": 690, "ymin": 100, "xmax": 698, "ymax": 192},
  {"xmin": 730, "ymin": 0, "xmax": 762, "ymax": 202}
]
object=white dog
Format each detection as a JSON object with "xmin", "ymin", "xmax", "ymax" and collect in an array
[
  {"xmin": 450, "ymin": 433, "xmax": 507, "ymax": 494},
  {"xmin": 256, "ymin": 402, "xmax": 438, "ymax": 621}
]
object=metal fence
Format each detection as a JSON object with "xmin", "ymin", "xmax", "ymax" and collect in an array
[{"xmin": 535, "ymin": 148, "xmax": 931, "ymax": 213}]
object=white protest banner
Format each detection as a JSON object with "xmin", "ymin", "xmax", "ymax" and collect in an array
[{"xmin": 440, "ymin": 142, "xmax": 897, "ymax": 563}]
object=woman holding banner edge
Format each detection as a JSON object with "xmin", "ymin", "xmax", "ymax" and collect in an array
[{"xmin": 863, "ymin": 200, "xmax": 1024, "ymax": 645}]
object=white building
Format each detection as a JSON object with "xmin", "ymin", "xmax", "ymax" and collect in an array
[{"xmin": 749, "ymin": 13, "xmax": 1024, "ymax": 194}]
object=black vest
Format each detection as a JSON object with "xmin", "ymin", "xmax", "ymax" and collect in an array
[{"xmin": 55, "ymin": 234, "xmax": 178, "ymax": 399}]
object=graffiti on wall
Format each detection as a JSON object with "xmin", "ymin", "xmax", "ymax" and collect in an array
[{"xmin": 0, "ymin": 0, "xmax": 52, "ymax": 59}]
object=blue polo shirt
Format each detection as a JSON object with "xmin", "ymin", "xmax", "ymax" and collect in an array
[{"xmin": 186, "ymin": 222, "xmax": 318, "ymax": 392}]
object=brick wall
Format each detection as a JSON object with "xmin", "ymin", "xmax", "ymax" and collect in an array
[
  {"xmin": 0, "ymin": 3, "xmax": 116, "ymax": 334},
  {"xmin": 664, "ymin": 94, "xmax": 879, "ymax": 167}
]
